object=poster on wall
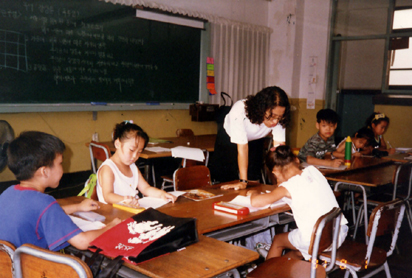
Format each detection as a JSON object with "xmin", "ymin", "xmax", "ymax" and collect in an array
[{"xmin": 307, "ymin": 56, "xmax": 317, "ymax": 109}]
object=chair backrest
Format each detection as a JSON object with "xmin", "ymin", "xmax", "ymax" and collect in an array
[
  {"xmin": 0, "ymin": 240, "xmax": 16, "ymax": 278},
  {"xmin": 89, "ymin": 141, "xmax": 111, "ymax": 173},
  {"xmin": 173, "ymin": 165, "xmax": 212, "ymax": 191},
  {"xmin": 366, "ymin": 199, "xmax": 405, "ymax": 262},
  {"xmin": 308, "ymin": 207, "xmax": 342, "ymax": 275},
  {"xmin": 176, "ymin": 129, "xmax": 194, "ymax": 137},
  {"xmin": 392, "ymin": 161, "xmax": 412, "ymax": 200},
  {"xmin": 13, "ymin": 244, "xmax": 93, "ymax": 278}
]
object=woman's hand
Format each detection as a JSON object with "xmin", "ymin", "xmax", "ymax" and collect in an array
[{"xmin": 221, "ymin": 181, "xmax": 247, "ymax": 190}]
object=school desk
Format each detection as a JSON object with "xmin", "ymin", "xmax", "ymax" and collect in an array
[
  {"xmin": 94, "ymin": 134, "xmax": 216, "ymax": 160},
  {"xmin": 86, "ymin": 134, "xmax": 216, "ymax": 187},
  {"xmin": 59, "ymin": 188, "xmax": 282, "ymax": 278},
  {"xmin": 382, "ymin": 153, "xmax": 412, "ymax": 163},
  {"xmin": 325, "ymin": 162, "xmax": 398, "ymax": 243}
]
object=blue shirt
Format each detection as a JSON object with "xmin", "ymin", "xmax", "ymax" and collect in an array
[{"xmin": 0, "ymin": 185, "xmax": 81, "ymax": 251}]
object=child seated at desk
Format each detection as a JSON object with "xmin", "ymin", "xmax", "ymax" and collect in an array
[
  {"xmin": 334, "ymin": 127, "xmax": 375, "ymax": 158},
  {"xmin": 96, "ymin": 121, "xmax": 176, "ymax": 206},
  {"xmin": 363, "ymin": 112, "xmax": 396, "ymax": 155},
  {"xmin": 0, "ymin": 131, "xmax": 121, "ymax": 251},
  {"xmin": 297, "ymin": 109, "xmax": 343, "ymax": 167},
  {"xmin": 247, "ymin": 146, "xmax": 348, "ymax": 260}
]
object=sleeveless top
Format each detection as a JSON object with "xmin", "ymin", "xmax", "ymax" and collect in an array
[{"xmin": 96, "ymin": 159, "xmax": 139, "ymax": 204}]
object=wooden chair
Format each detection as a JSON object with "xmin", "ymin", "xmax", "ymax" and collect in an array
[
  {"xmin": 161, "ymin": 129, "xmax": 209, "ymax": 191},
  {"xmin": 247, "ymin": 207, "xmax": 342, "ymax": 278},
  {"xmin": 320, "ymin": 199, "xmax": 406, "ymax": 278},
  {"xmin": 173, "ymin": 165, "xmax": 212, "ymax": 191},
  {"xmin": 0, "ymin": 240, "xmax": 16, "ymax": 278},
  {"xmin": 13, "ymin": 244, "xmax": 93, "ymax": 278},
  {"xmin": 175, "ymin": 128, "xmax": 194, "ymax": 137},
  {"xmin": 88, "ymin": 141, "xmax": 111, "ymax": 174},
  {"xmin": 353, "ymin": 162, "xmax": 412, "ymax": 239}
]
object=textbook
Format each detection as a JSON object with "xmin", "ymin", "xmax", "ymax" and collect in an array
[
  {"xmin": 182, "ymin": 189, "xmax": 222, "ymax": 201},
  {"xmin": 227, "ymin": 195, "xmax": 287, "ymax": 213}
]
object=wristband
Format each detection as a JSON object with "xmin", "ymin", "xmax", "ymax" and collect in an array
[{"xmin": 239, "ymin": 179, "xmax": 248, "ymax": 184}]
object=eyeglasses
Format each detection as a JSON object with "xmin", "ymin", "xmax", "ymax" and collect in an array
[{"xmin": 264, "ymin": 114, "xmax": 284, "ymax": 122}]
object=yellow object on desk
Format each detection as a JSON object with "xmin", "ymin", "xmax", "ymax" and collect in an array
[{"xmin": 112, "ymin": 202, "xmax": 145, "ymax": 214}]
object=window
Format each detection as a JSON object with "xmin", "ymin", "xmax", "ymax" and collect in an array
[{"xmin": 389, "ymin": 8, "xmax": 412, "ymax": 88}]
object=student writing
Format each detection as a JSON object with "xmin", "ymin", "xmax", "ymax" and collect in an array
[
  {"xmin": 334, "ymin": 127, "xmax": 375, "ymax": 158},
  {"xmin": 0, "ymin": 131, "xmax": 121, "ymax": 251},
  {"xmin": 247, "ymin": 145, "xmax": 348, "ymax": 260},
  {"xmin": 96, "ymin": 121, "xmax": 176, "ymax": 206},
  {"xmin": 363, "ymin": 112, "xmax": 396, "ymax": 155},
  {"xmin": 298, "ymin": 108, "xmax": 343, "ymax": 168}
]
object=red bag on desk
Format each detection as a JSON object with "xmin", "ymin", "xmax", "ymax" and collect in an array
[{"xmin": 89, "ymin": 208, "xmax": 198, "ymax": 264}]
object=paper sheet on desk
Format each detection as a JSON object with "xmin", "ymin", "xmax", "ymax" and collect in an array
[
  {"xmin": 145, "ymin": 146, "xmax": 171, "ymax": 153},
  {"xmin": 69, "ymin": 215, "xmax": 106, "ymax": 232},
  {"xmin": 228, "ymin": 195, "xmax": 287, "ymax": 213},
  {"xmin": 301, "ymin": 162, "xmax": 347, "ymax": 170},
  {"xmin": 171, "ymin": 146, "xmax": 205, "ymax": 162},
  {"xmin": 138, "ymin": 197, "xmax": 171, "ymax": 209}
]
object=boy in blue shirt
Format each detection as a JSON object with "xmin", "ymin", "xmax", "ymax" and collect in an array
[
  {"xmin": 0, "ymin": 131, "xmax": 120, "ymax": 251},
  {"xmin": 298, "ymin": 109, "xmax": 343, "ymax": 168}
]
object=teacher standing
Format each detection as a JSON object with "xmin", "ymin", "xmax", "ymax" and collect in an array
[{"xmin": 210, "ymin": 86, "xmax": 290, "ymax": 190}]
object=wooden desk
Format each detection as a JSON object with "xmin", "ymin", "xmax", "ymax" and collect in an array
[
  {"xmin": 96, "ymin": 134, "xmax": 216, "ymax": 160},
  {"xmin": 59, "ymin": 195, "xmax": 260, "ymax": 278},
  {"xmin": 382, "ymin": 153, "xmax": 412, "ymax": 163},
  {"xmin": 319, "ymin": 156, "xmax": 392, "ymax": 176},
  {"xmin": 325, "ymin": 162, "xmax": 398, "ymax": 243}
]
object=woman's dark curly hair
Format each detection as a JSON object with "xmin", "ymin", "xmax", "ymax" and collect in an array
[{"xmin": 244, "ymin": 86, "xmax": 290, "ymax": 128}]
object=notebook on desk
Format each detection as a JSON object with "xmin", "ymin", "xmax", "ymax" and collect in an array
[{"xmin": 301, "ymin": 162, "xmax": 347, "ymax": 170}]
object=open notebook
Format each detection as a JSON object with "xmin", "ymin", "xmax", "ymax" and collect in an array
[{"xmin": 227, "ymin": 195, "xmax": 287, "ymax": 213}]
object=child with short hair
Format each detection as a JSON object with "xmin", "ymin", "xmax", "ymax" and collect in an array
[
  {"xmin": 298, "ymin": 109, "xmax": 343, "ymax": 167},
  {"xmin": 0, "ymin": 131, "xmax": 120, "ymax": 251},
  {"xmin": 364, "ymin": 112, "xmax": 396, "ymax": 155},
  {"xmin": 97, "ymin": 121, "xmax": 176, "ymax": 205},
  {"xmin": 334, "ymin": 127, "xmax": 375, "ymax": 157},
  {"xmin": 247, "ymin": 146, "xmax": 348, "ymax": 260}
]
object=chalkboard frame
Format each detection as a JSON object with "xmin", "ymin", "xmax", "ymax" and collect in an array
[{"xmin": 0, "ymin": 1, "xmax": 210, "ymax": 113}]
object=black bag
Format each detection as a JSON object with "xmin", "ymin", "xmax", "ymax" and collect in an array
[
  {"xmin": 215, "ymin": 92, "xmax": 233, "ymax": 124},
  {"xmin": 87, "ymin": 249, "xmax": 123, "ymax": 278},
  {"xmin": 90, "ymin": 208, "xmax": 198, "ymax": 264}
]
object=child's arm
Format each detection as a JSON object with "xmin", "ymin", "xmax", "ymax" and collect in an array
[
  {"xmin": 61, "ymin": 199, "xmax": 100, "ymax": 215},
  {"xmin": 307, "ymin": 155, "xmax": 343, "ymax": 168},
  {"xmin": 247, "ymin": 186, "xmax": 290, "ymax": 207},
  {"xmin": 334, "ymin": 143, "xmax": 346, "ymax": 158},
  {"xmin": 68, "ymin": 218, "xmax": 122, "ymax": 250},
  {"xmin": 379, "ymin": 136, "xmax": 396, "ymax": 154},
  {"xmin": 137, "ymin": 168, "xmax": 177, "ymax": 203},
  {"xmin": 98, "ymin": 165, "xmax": 139, "ymax": 206}
]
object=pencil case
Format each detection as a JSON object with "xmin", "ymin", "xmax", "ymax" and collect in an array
[{"xmin": 213, "ymin": 201, "xmax": 249, "ymax": 215}]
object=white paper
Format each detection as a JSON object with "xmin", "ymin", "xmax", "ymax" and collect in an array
[
  {"xmin": 396, "ymin": 147, "xmax": 412, "ymax": 153},
  {"xmin": 138, "ymin": 197, "xmax": 171, "ymax": 209},
  {"xmin": 228, "ymin": 195, "xmax": 287, "ymax": 213},
  {"xmin": 169, "ymin": 191, "xmax": 187, "ymax": 197},
  {"xmin": 301, "ymin": 162, "xmax": 347, "ymax": 170},
  {"xmin": 69, "ymin": 215, "xmax": 106, "ymax": 232},
  {"xmin": 145, "ymin": 146, "xmax": 171, "ymax": 153},
  {"xmin": 171, "ymin": 146, "xmax": 205, "ymax": 162}
]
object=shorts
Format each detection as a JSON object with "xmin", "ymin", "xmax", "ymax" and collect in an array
[{"xmin": 288, "ymin": 224, "xmax": 348, "ymax": 260}]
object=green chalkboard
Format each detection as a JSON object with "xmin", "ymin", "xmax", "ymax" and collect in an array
[{"xmin": 0, "ymin": 0, "xmax": 201, "ymax": 104}]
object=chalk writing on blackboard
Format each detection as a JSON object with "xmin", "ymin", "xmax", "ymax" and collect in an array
[{"xmin": 0, "ymin": 0, "xmax": 200, "ymax": 104}]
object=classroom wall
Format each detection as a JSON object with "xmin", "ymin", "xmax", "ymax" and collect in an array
[{"xmin": 0, "ymin": 110, "xmax": 217, "ymax": 181}]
